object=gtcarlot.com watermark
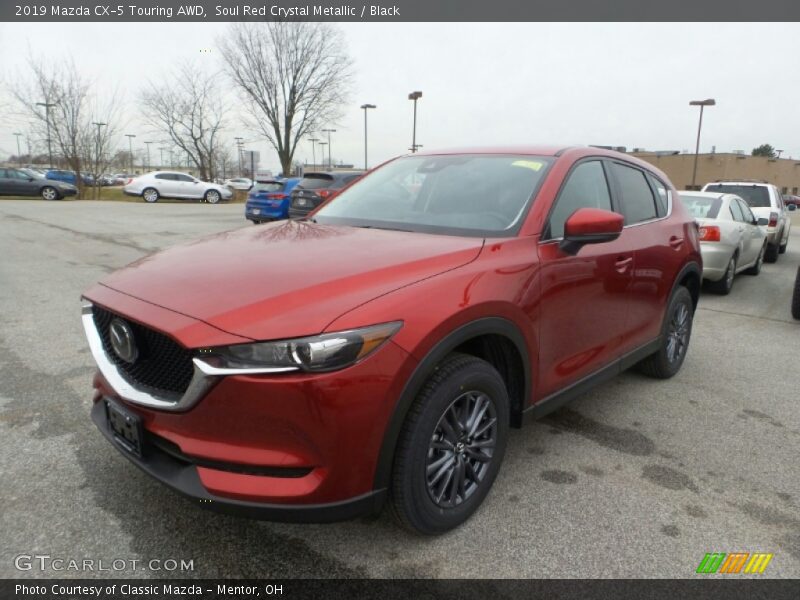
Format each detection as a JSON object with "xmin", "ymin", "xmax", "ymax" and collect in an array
[{"xmin": 14, "ymin": 554, "xmax": 194, "ymax": 572}]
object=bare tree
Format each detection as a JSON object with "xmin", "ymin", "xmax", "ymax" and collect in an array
[
  {"xmin": 219, "ymin": 22, "xmax": 353, "ymax": 176},
  {"xmin": 140, "ymin": 61, "xmax": 227, "ymax": 181},
  {"xmin": 12, "ymin": 55, "xmax": 122, "ymax": 197}
]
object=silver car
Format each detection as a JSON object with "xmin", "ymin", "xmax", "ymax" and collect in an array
[
  {"xmin": 679, "ymin": 191, "xmax": 767, "ymax": 294},
  {"xmin": 123, "ymin": 171, "xmax": 233, "ymax": 204}
]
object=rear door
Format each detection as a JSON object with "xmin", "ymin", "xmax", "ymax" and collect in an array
[
  {"xmin": 0, "ymin": 169, "xmax": 19, "ymax": 195},
  {"xmin": 736, "ymin": 198, "xmax": 763, "ymax": 264},
  {"xmin": 154, "ymin": 173, "xmax": 180, "ymax": 197},
  {"xmin": 9, "ymin": 169, "xmax": 41, "ymax": 196},
  {"xmin": 537, "ymin": 159, "xmax": 635, "ymax": 396},
  {"xmin": 728, "ymin": 197, "xmax": 753, "ymax": 264}
]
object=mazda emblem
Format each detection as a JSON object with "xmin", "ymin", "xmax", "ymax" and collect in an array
[{"xmin": 109, "ymin": 318, "xmax": 138, "ymax": 364}]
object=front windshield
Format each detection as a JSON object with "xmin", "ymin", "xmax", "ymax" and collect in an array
[{"xmin": 314, "ymin": 154, "xmax": 552, "ymax": 236}]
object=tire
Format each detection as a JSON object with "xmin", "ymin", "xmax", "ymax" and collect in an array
[
  {"xmin": 142, "ymin": 188, "xmax": 159, "ymax": 203},
  {"xmin": 637, "ymin": 286, "xmax": 694, "ymax": 379},
  {"xmin": 764, "ymin": 242, "xmax": 779, "ymax": 263},
  {"xmin": 779, "ymin": 237, "xmax": 788, "ymax": 254},
  {"xmin": 745, "ymin": 243, "xmax": 766, "ymax": 275},
  {"xmin": 205, "ymin": 189, "xmax": 221, "ymax": 204},
  {"xmin": 792, "ymin": 266, "xmax": 800, "ymax": 321},
  {"xmin": 41, "ymin": 186, "xmax": 59, "ymax": 201},
  {"xmin": 707, "ymin": 255, "xmax": 736, "ymax": 295},
  {"xmin": 390, "ymin": 353, "xmax": 509, "ymax": 535}
]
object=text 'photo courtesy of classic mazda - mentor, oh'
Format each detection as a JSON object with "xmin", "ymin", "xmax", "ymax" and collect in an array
[{"xmin": 81, "ymin": 147, "xmax": 702, "ymax": 534}]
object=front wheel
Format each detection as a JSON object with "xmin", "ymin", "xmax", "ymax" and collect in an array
[
  {"xmin": 142, "ymin": 188, "xmax": 159, "ymax": 203},
  {"xmin": 637, "ymin": 286, "xmax": 694, "ymax": 379},
  {"xmin": 41, "ymin": 186, "xmax": 60, "ymax": 201},
  {"xmin": 390, "ymin": 353, "xmax": 509, "ymax": 535},
  {"xmin": 205, "ymin": 189, "xmax": 221, "ymax": 204}
]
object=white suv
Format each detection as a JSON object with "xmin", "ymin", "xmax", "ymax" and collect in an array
[
  {"xmin": 123, "ymin": 171, "xmax": 233, "ymax": 204},
  {"xmin": 702, "ymin": 181, "xmax": 791, "ymax": 262}
]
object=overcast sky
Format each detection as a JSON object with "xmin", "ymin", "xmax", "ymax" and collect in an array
[{"xmin": 1, "ymin": 22, "xmax": 798, "ymax": 172}]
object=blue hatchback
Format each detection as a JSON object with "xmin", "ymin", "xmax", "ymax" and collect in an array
[{"xmin": 245, "ymin": 178, "xmax": 301, "ymax": 223}]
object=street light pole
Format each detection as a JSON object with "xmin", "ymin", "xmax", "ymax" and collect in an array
[
  {"xmin": 36, "ymin": 101, "xmax": 56, "ymax": 168},
  {"xmin": 13, "ymin": 133, "xmax": 23, "ymax": 165},
  {"xmin": 308, "ymin": 138, "xmax": 319, "ymax": 169},
  {"xmin": 318, "ymin": 141, "xmax": 328, "ymax": 169},
  {"xmin": 321, "ymin": 129, "xmax": 336, "ymax": 169},
  {"xmin": 92, "ymin": 122, "xmax": 107, "ymax": 181},
  {"xmin": 408, "ymin": 91, "xmax": 422, "ymax": 153},
  {"xmin": 234, "ymin": 137, "xmax": 243, "ymax": 177},
  {"xmin": 689, "ymin": 98, "xmax": 715, "ymax": 190},
  {"xmin": 144, "ymin": 141, "xmax": 154, "ymax": 171},
  {"xmin": 159, "ymin": 147, "xmax": 166, "ymax": 168},
  {"xmin": 360, "ymin": 104, "xmax": 376, "ymax": 170},
  {"xmin": 125, "ymin": 134, "xmax": 136, "ymax": 173}
]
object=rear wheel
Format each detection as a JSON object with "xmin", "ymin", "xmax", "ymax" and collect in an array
[
  {"xmin": 637, "ymin": 286, "xmax": 694, "ymax": 379},
  {"xmin": 390, "ymin": 353, "xmax": 509, "ymax": 535},
  {"xmin": 40, "ymin": 186, "xmax": 59, "ymax": 201},
  {"xmin": 707, "ymin": 255, "xmax": 736, "ymax": 295},
  {"xmin": 779, "ymin": 236, "xmax": 788, "ymax": 254},
  {"xmin": 142, "ymin": 188, "xmax": 159, "ymax": 203},
  {"xmin": 205, "ymin": 189, "xmax": 221, "ymax": 204},
  {"xmin": 792, "ymin": 267, "xmax": 800, "ymax": 321}
]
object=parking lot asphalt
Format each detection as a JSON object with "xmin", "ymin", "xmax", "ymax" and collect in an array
[{"xmin": 1, "ymin": 200, "xmax": 798, "ymax": 579}]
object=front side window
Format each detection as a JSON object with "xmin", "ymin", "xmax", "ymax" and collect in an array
[
  {"xmin": 738, "ymin": 199, "xmax": 756, "ymax": 222},
  {"xmin": 315, "ymin": 154, "xmax": 552, "ymax": 236},
  {"xmin": 611, "ymin": 163, "xmax": 657, "ymax": 224},
  {"xmin": 729, "ymin": 198, "xmax": 746, "ymax": 222},
  {"xmin": 547, "ymin": 161, "xmax": 612, "ymax": 239},
  {"xmin": 176, "ymin": 174, "xmax": 195, "ymax": 182}
]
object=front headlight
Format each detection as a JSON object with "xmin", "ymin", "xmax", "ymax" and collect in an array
[{"xmin": 201, "ymin": 321, "xmax": 402, "ymax": 373}]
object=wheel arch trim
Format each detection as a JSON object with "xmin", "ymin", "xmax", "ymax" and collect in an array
[{"xmin": 372, "ymin": 316, "xmax": 531, "ymax": 491}]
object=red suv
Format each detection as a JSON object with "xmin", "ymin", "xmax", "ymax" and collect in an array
[{"xmin": 82, "ymin": 147, "xmax": 701, "ymax": 534}]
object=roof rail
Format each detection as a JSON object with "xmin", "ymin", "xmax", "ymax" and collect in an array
[{"xmin": 712, "ymin": 178, "xmax": 768, "ymax": 184}]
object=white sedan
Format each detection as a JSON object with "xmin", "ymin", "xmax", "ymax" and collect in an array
[
  {"xmin": 223, "ymin": 177, "xmax": 253, "ymax": 191},
  {"xmin": 679, "ymin": 191, "xmax": 767, "ymax": 295},
  {"xmin": 123, "ymin": 171, "xmax": 233, "ymax": 204}
]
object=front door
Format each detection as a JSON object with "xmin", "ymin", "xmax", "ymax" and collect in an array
[{"xmin": 537, "ymin": 159, "xmax": 634, "ymax": 398}]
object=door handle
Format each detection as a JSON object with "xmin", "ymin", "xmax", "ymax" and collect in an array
[
  {"xmin": 615, "ymin": 256, "xmax": 633, "ymax": 273},
  {"xmin": 669, "ymin": 236, "xmax": 684, "ymax": 249}
]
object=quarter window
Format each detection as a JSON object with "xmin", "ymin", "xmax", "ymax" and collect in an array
[
  {"xmin": 547, "ymin": 161, "xmax": 612, "ymax": 239},
  {"xmin": 647, "ymin": 174, "xmax": 669, "ymax": 217},
  {"xmin": 611, "ymin": 163, "xmax": 657, "ymax": 224}
]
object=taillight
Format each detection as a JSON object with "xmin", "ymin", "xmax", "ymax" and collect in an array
[
  {"xmin": 768, "ymin": 212, "xmax": 778, "ymax": 227},
  {"xmin": 698, "ymin": 225, "xmax": 721, "ymax": 242},
  {"xmin": 318, "ymin": 189, "xmax": 332, "ymax": 198},
  {"xmin": 266, "ymin": 193, "xmax": 286, "ymax": 199}
]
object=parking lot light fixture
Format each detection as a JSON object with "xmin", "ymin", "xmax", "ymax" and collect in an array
[
  {"xmin": 321, "ymin": 129, "xmax": 337, "ymax": 169},
  {"xmin": 360, "ymin": 104, "xmax": 376, "ymax": 170},
  {"xmin": 689, "ymin": 98, "xmax": 715, "ymax": 189},
  {"xmin": 408, "ymin": 91, "xmax": 423, "ymax": 153},
  {"xmin": 318, "ymin": 141, "xmax": 328, "ymax": 168}
]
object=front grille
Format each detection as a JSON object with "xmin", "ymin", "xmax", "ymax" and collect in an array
[{"xmin": 92, "ymin": 306, "xmax": 194, "ymax": 399}]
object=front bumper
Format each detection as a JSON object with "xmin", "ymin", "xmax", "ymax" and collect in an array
[
  {"xmin": 91, "ymin": 400, "xmax": 387, "ymax": 521},
  {"xmin": 88, "ymin": 322, "xmax": 416, "ymax": 516}
]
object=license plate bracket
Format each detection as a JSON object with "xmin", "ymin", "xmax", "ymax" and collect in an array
[{"xmin": 105, "ymin": 399, "xmax": 143, "ymax": 457}]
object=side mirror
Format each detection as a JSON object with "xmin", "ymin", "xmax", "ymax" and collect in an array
[
  {"xmin": 757, "ymin": 217, "xmax": 769, "ymax": 226},
  {"xmin": 559, "ymin": 208, "xmax": 624, "ymax": 255},
  {"xmin": 788, "ymin": 204, "xmax": 797, "ymax": 212}
]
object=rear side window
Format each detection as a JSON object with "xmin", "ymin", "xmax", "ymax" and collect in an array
[
  {"xmin": 704, "ymin": 184, "xmax": 770, "ymax": 208},
  {"xmin": 611, "ymin": 163, "xmax": 657, "ymax": 224},
  {"xmin": 547, "ymin": 161, "xmax": 612, "ymax": 239},
  {"xmin": 647, "ymin": 174, "xmax": 669, "ymax": 217},
  {"xmin": 729, "ymin": 199, "xmax": 746, "ymax": 222},
  {"xmin": 155, "ymin": 174, "xmax": 175, "ymax": 181},
  {"xmin": 298, "ymin": 174, "xmax": 335, "ymax": 190},
  {"xmin": 679, "ymin": 194, "xmax": 722, "ymax": 219}
]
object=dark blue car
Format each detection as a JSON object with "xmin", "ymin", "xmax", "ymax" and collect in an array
[
  {"xmin": 45, "ymin": 170, "xmax": 95, "ymax": 186},
  {"xmin": 245, "ymin": 178, "xmax": 301, "ymax": 223}
]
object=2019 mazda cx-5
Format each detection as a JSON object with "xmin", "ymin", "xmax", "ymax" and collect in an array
[{"xmin": 82, "ymin": 147, "xmax": 701, "ymax": 534}]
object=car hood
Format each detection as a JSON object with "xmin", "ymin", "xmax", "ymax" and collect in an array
[{"xmin": 94, "ymin": 220, "xmax": 484, "ymax": 341}]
